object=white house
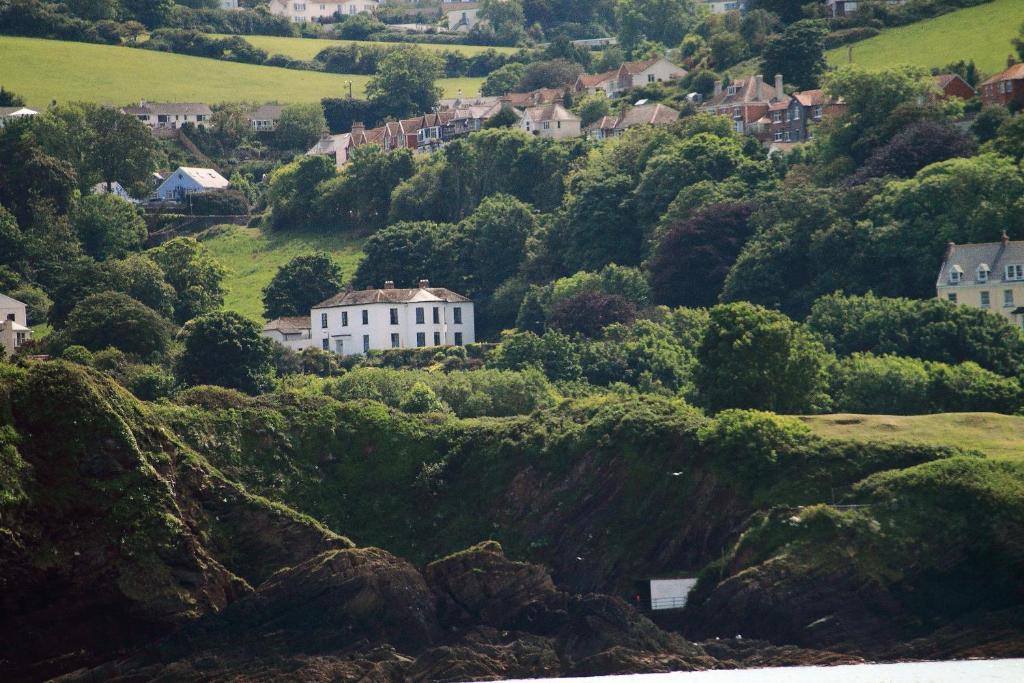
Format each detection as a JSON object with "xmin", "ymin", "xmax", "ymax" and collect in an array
[
  {"xmin": 519, "ymin": 103, "xmax": 581, "ymax": 140},
  {"xmin": 221, "ymin": 0, "xmax": 240, "ymax": 8},
  {"xmin": 155, "ymin": 167, "xmax": 230, "ymax": 201},
  {"xmin": 610, "ymin": 58, "xmax": 687, "ymax": 96},
  {"xmin": 936, "ymin": 234, "xmax": 1024, "ymax": 328},
  {"xmin": 91, "ymin": 181, "xmax": 135, "ymax": 202},
  {"xmin": 309, "ymin": 280, "xmax": 474, "ymax": 357},
  {"xmin": 0, "ymin": 293, "xmax": 31, "ymax": 357},
  {"xmin": 703, "ymin": 0, "xmax": 745, "ymax": 13},
  {"xmin": 442, "ymin": 1, "xmax": 481, "ymax": 32},
  {"xmin": 262, "ymin": 316, "xmax": 314, "ymax": 351},
  {"xmin": 268, "ymin": 0, "xmax": 380, "ymax": 23},
  {"xmin": 307, "ymin": 132, "xmax": 353, "ymax": 168},
  {"xmin": 0, "ymin": 106, "xmax": 38, "ymax": 127},
  {"xmin": 249, "ymin": 104, "xmax": 285, "ymax": 132},
  {"xmin": 121, "ymin": 102, "xmax": 213, "ymax": 130}
]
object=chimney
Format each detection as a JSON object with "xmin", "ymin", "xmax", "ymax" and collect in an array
[
  {"xmin": 418, "ymin": 279, "xmax": 430, "ymax": 289},
  {"xmin": 775, "ymin": 74, "xmax": 784, "ymax": 101},
  {"xmin": 1002, "ymin": 231, "xmax": 1010, "ymax": 246},
  {"xmin": 713, "ymin": 80, "xmax": 722, "ymax": 97},
  {"xmin": 383, "ymin": 280, "xmax": 395, "ymax": 289},
  {"xmin": 351, "ymin": 121, "xmax": 365, "ymax": 136}
]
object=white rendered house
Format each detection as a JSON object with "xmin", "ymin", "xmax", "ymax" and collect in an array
[
  {"xmin": 0, "ymin": 293, "xmax": 31, "ymax": 356},
  {"xmin": 310, "ymin": 280, "xmax": 474, "ymax": 356},
  {"xmin": 155, "ymin": 167, "xmax": 230, "ymax": 201},
  {"xmin": 262, "ymin": 316, "xmax": 314, "ymax": 352},
  {"xmin": 268, "ymin": 0, "xmax": 380, "ymax": 23}
]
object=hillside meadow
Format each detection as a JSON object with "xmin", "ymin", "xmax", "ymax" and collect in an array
[
  {"xmin": 211, "ymin": 33, "xmax": 520, "ymax": 60},
  {"xmin": 199, "ymin": 225, "xmax": 363, "ymax": 321},
  {"xmin": 0, "ymin": 36, "xmax": 484, "ymax": 107},
  {"xmin": 826, "ymin": 0, "xmax": 1022, "ymax": 74}
]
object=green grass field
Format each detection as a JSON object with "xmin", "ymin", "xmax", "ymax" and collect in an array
[
  {"xmin": 0, "ymin": 36, "xmax": 484, "ymax": 107},
  {"xmin": 826, "ymin": 0, "xmax": 1024, "ymax": 75},
  {"xmin": 199, "ymin": 225, "xmax": 363, "ymax": 321},
  {"xmin": 802, "ymin": 412, "xmax": 1024, "ymax": 462},
  {"xmin": 213, "ymin": 34, "xmax": 519, "ymax": 60}
]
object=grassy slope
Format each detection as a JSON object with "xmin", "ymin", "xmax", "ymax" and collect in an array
[
  {"xmin": 199, "ymin": 225, "xmax": 363, "ymax": 321},
  {"xmin": 826, "ymin": 0, "xmax": 1023, "ymax": 74},
  {"xmin": 0, "ymin": 36, "xmax": 483, "ymax": 107},
  {"xmin": 213, "ymin": 34, "xmax": 519, "ymax": 60},
  {"xmin": 802, "ymin": 412, "xmax": 1024, "ymax": 461}
]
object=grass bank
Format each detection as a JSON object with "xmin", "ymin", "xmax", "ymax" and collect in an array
[{"xmin": 212, "ymin": 34, "xmax": 520, "ymax": 60}]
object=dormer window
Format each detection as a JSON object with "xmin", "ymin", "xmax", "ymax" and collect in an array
[
  {"xmin": 948, "ymin": 265, "xmax": 963, "ymax": 284},
  {"xmin": 1006, "ymin": 264, "xmax": 1024, "ymax": 281},
  {"xmin": 977, "ymin": 264, "xmax": 990, "ymax": 283},
  {"xmin": 726, "ymin": 85, "xmax": 737, "ymax": 96}
]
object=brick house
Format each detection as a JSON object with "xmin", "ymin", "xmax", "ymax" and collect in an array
[
  {"xmin": 700, "ymin": 74, "xmax": 787, "ymax": 135},
  {"xmin": 933, "ymin": 73, "xmax": 976, "ymax": 100},
  {"xmin": 979, "ymin": 60, "xmax": 1024, "ymax": 108}
]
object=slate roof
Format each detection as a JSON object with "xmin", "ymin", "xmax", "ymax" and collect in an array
[
  {"xmin": 263, "ymin": 316, "xmax": 312, "ymax": 333},
  {"xmin": 587, "ymin": 103, "xmax": 679, "ymax": 132},
  {"xmin": 176, "ymin": 167, "xmax": 229, "ymax": 189},
  {"xmin": 307, "ymin": 133, "xmax": 351, "ymax": 156},
  {"xmin": 314, "ymin": 287, "xmax": 471, "ymax": 308},
  {"xmin": 522, "ymin": 103, "xmax": 579, "ymax": 123},
  {"xmin": 503, "ymin": 88, "xmax": 563, "ymax": 107},
  {"xmin": 249, "ymin": 104, "xmax": 285, "ymax": 121},
  {"xmin": 980, "ymin": 63, "xmax": 1024, "ymax": 87},
  {"xmin": 703, "ymin": 75, "xmax": 783, "ymax": 108},
  {"xmin": 122, "ymin": 102, "xmax": 213, "ymax": 116},
  {"xmin": 0, "ymin": 292, "xmax": 26, "ymax": 308},
  {"xmin": 938, "ymin": 238, "xmax": 1024, "ymax": 286}
]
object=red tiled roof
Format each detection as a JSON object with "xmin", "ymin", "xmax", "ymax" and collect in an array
[
  {"xmin": 577, "ymin": 70, "xmax": 617, "ymax": 87},
  {"xmin": 980, "ymin": 63, "xmax": 1024, "ymax": 87}
]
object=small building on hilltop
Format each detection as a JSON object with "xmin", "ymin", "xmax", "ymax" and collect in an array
[
  {"xmin": 937, "ymin": 233, "xmax": 1024, "ymax": 327},
  {"xmin": 0, "ymin": 293, "xmax": 31, "ymax": 356},
  {"xmin": 933, "ymin": 73, "xmax": 976, "ymax": 101},
  {"xmin": 155, "ymin": 167, "xmax": 230, "ymax": 201},
  {"xmin": 310, "ymin": 280, "xmax": 474, "ymax": 356},
  {"xmin": 307, "ymin": 132, "xmax": 354, "ymax": 168},
  {"xmin": 442, "ymin": 1, "xmax": 481, "ymax": 32}
]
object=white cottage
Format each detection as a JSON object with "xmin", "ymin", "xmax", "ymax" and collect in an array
[
  {"xmin": 121, "ymin": 102, "xmax": 213, "ymax": 130},
  {"xmin": 0, "ymin": 106, "xmax": 38, "ymax": 128},
  {"xmin": 268, "ymin": 0, "xmax": 380, "ymax": 23},
  {"xmin": 0, "ymin": 293, "xmax": 31, "ymax": 356},
  {"xmin": 310, "ymin": 280, "xmax": 474, "ymax": 356},
  {"xmin": 155, "ymin": 167, "xmax": 230, "ymax": 201},
  {"xmin": 262, "ymin": 316, "xmax": 314, "ymax": 352}
]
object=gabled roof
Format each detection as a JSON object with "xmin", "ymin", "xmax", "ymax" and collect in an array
[
  {"xmin": 503, "ymin": 88, "xmax": 564, "ymax": 107},
  {"xmin": 122, "ymin": 102, "xmax": 213, "ymax": 116},
  {"xmin": 314, "ymin": 287, "xmax": 471, "ymax": 308},
  {"xmin": 0, "ymin": 292, "xmax": 26, "ymax": 308},
  {"xmin": 590, "ymin": 103, "xmax": 679, "ymax": 131},
  {"xmin": 938, "ymin": 238, "xmax": 1024, "ymax": 286},
  {"xmin": 703, "ymin": 75, "xmax": 783, "ymax": 108},
  {"xmin": 793, "ymin": 89, "xmax": 827, "ymax": 107},
  {"xmin": 171, "ymin": 167, "xmax": 229, "ymax": 189},
  {"xmin": 980, "ymin": 63, "xmax": 1024, "ymax": 87},
  {"xmin": 576, "ymin": 70, "xmax": 618, "ymax": 88},
  {"xmin": 263, "ymin": 316, "xmax": 311, "ymax": 333},
  {"xmin": 249, "ymin": 104, "xmax": 285, "ymax": 121},
  {"xmin": 620, "ymin": 58, "xmax": 660, "ymax": 75},
  {"xmin": 522, "ymin": 103, "xmax": 580, "ymax": 123},
  {"xmin": 307, "ymin": 133, "xmax": 351, "ymax": 156},
  {"xmin": 0, "ymin": 106, "xmax": 37, "ymax": 117}
]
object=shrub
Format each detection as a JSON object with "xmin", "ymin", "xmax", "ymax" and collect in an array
[
  {"xmin": 399, "ymin": 381, "xmax": 450, "ymax": 414},
  {"xmin": 830, "ymin": 353, "xmax": 932, "ymax": 415},
  {"xmin": 60, "ymin": 345, "xmax": 95, "ymax": 366},
  {"xmin": 698, "ymin": 409, "xmax": 817, "ymax": 487},
  {"xmin": 189, "ymin": 189, "xmax": 249, "ymax": 215},
  {"xmin": 174, "ymin": 385, "xmax": 255, "ymax": 410},
  {"xmin": 60, "ymin": 292, "xmax": 173, "ymax": 359}
]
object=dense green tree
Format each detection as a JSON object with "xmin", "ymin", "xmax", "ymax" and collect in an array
[
  {"xmin": 0, "ymin": 87, "xmax": 25, "ymax": 106},
  {"xmin": 100, "ymin": 254, "xmax": 177, "ymax": 319},
  {"xmin": 694, "ymin": 302, "xmax": 833, "ymax": 413},
  {"xmin": 480, "ymin": 0, "xmax": 527, "ymax": 45},
  {"xmin": 176, "ymin": 311, "xmax": 275, "ymax": 394},
  {"xmin": 314, "ymin": 146, "xmax": 415, "ymax": 233},
  {"xmin": 849, "ymin": 119, "xmax": 976, "ymax": 185},
  {"xmin": 71, "ymin": 194, "xmax": 147, "ymax": 259},
  {"xmin": 490, "ymin": 329, "xmax": 583, "ymax": 381},
  {"xmin": 576, "ymin": 94, "xmax": 611, "ymax": 127},
  {"xmin": 268, "ymin": 154, "xmax": 337, "ymax": 230},
  {"xmin": 60, "ymin": 292, "xmax": 173, "ymax": 358},
  {"xmin": 7, "ymin": 284, "xmax": 51, "ymax": 326},
  {"xmin": 971, "ymin": 105, "xmax": 1011, "ymax": 143},
  {"xmin": 483, "ymin": 103, "xmax": 521, "ymax": 128},
  {"xmin": 614, "ymin": 0, "xmax": 701, "ymax": 49},
  {"xmin": 761, "ymin": 20, "xmax": 828, "ymax": 91},
  {"xmin": 262, "ymin": 253, "xmax": 345, "ymax": 319},
  {"xmin": 86, "ymin": 106, "xmax": 157, "ymax": 192},
  {"xmin": 148, "ymin": 237, "xmax": 227, "ymax": 324},
  {"xmin": 366, "ymin": 47, "xmax": 443, "ymax": 119},
  {"xmin": 399, "ymin": 381, "xmax": 451, "ymax": 413},
  {"xmin": 519, "ymin": 59, "xmax": 583, "ymax": 91},
  {"xmin": 274, "ymin": 103, "xmax": 327, "ymax": 150},
  {"xmin": 481, "ymin": 62, "xmax": 527, "ymax": 96},
  {"xmin": 0, "ymin": 130, "xmax": 78, "ymax": 225},
  {"xmin": 458, "ymin": 193, "xmax": 537, "ymax": 298},
  {"xmin": 984, "ymin": 113, "xmax": 1024, "ymax": 161},
  {"xmin": 548, "ymin": 291, "xmax": 637, "ymax": 337},
  {"xmin": 353, "ymin": 221, "xmax": 458, "ymax": 289}
]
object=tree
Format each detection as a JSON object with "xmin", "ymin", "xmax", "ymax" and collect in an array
[
  {"xmin": 274, "ymin": 103, "xmax": 327, "ymax": 150},
  {"xmin": 971, "ymin": 105, "xmax": 1011, "ymax": 144},
  {"xmin": 399, "ymin": 381, "xmax": 450, "ymax": 413},
  {"xmin": 8, "ymin": 284, "xmax": 52, "ymax": 326},
  {"xmin": 353, "ymin": 221, "xmax": 457, "ymax": 289},
  {"xmin": 480, "ymin": 0, "xmax": 527, "ymax": 46},
  {"xmin": 548, "ymin": 291, "xmax": 637, "ymax": 337},
  {"xmin": 519, "ymin": 59, "xmax": 583, "ymax": 91},
  {"xmin": 100, "ymin": 254, "xmax": 176, "ymax": 319},
  {"xmin": 694, "ymin": 302, "xmax": 833, "ymax": 414},
  {"xmin": 71, "ymin": 194, "xmax": 147, "ymax": 259},
  {"xmin": 365, "ymin": 47, "xmax": 443, "ymax": 119},
  {"xmin": 458, "ymin": 194, "xmax": 537, "ymax": 298},
  {"xmin": 761, "ymin": 20, "xmax": 828, "ymax": 91},
  {"xmin": 60, "ymin": 292, "xmax": 173, "ymax": 358},
  {"xmin": 985, "ymin": 113, "xmax": 1024, "ymax": 161},
  {"xmin": 483, "ymin": 103, "xmax": 521, "ymax": 128},
  {"xmin": 849, "ymin": 119, "xmax": 976, "ymax": 185},
  {"xmin": 649, "ymin": 201, "xmax": 756, "ymax": 308},
  {"xmin": 86, "ymin": 106, "xmax": 158, "ymax": 191},
  {"xmin": 614, "ymin": 0, "xmax": 700, "ymax": 50},
  {"xmin": 576, "ymin": 94, "xmax": 611, "ymax": 127},
  {"xmin": 176, "ymin": 312, "xmax": 275, "ymax": 394},
  {"xmin": 481, "ymin": 62, "xmax": 527, "ymax": 96},
  {"xmin": 0, "ymin": 131, "xmax": 78, "ymax": 225},
  {"xmin": 746, "ymin": 0, "xmax": 805, "ymax": 24},
  {"xmin": 0, "ymin": 87, "xmax": 25, "ymax": 106},
  {"xmin": 262, "ymin": 253, "xmax": 345, "ymax": 319},
  {"xmin": 148, "ymin": 237, "xmax": 226, "ymax": 324}
]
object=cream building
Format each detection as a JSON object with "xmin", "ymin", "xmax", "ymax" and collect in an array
[
  {"xmin": 0, "ymin": 293, "xmax": 31, "ymax": 356},
  {"xmin": 519, "ymin": 103, "xmax": 581, "ymax": 140},
  {"xmin": 268, "ymin": 0, "xmax": 380, "ymax": 23},
  {"xmin": 936, "ymin": 235, "xmax": 1024, "ymax": 327}
]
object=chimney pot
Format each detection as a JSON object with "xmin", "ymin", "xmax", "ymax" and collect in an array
[
  {"xmin": 351, "ymin": 121, "xmax": 365, "ymax": 135},
  {"xmin": 384, "ymin": 280, "xmax": 395, "ymax": 289},
  {"xmin": 419, "ymin": 279, "xmax": 430, "ymax": 289},
  {"xmin": 1002, "ymin": 231, "xmax": 1010, "ymax": 245},
  {"xmin": 775, "ymin": 74, "xmax": 784, "ymax": 100}
]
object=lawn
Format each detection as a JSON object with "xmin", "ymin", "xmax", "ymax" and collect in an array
[
  {"xmin": 213, "ymin": 34, "xmax": 519, "ymax": 60},
  {"xmin": 826, "ymin": 0, "xmax": 1024, "ymax": 75},
  {"xmin": 0, "ymin": 36, "xmax": 484, "ymax": 107},
  {"xmin": 802, "ymin": 412, "xmax": 1024, "ymax": 462},
  {"xmin": 199, "ymin": 225, "xmax": 363, "ymax": 321}
]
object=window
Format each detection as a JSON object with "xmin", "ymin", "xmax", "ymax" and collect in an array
[
  {"xmin": 949, "ymin": 267, "xmax": 962, "ymax": 284},
  {"xmin": 454, "ymin": 332, "xmax": 463, "ymax": 346},
  {"xmin": 774, "ymin": 131, "xmax": 784, "ymax": 142},
  {"xmin": 434, "ymin": 331, "xmax": 441, "ymax": 346},
  {"xmin": 361, "ymin": 309, "xmax": 368, "ymax": 325},
  {"xmin": 813, "ymin": 105, "xmax": 823, "ymax": 119},
  {"xmin": 978, "ymin": 266, "xmax": 990, "ymax": 283},
  {"xmin": 415, "ymin": 307, "xmax": 424, "ymax": 324},
  {"xmin": 647, "ymin": 74, "xmax": 655, "ymax": 83},
  {"xmin": 363, "ymin": 334, "xmax": 370, "ymax": 353},
  {"xmin": 1005, "ymin": 290, "xmax": 1015, "ymax": 307},
  {"xmin": 15, "ymin": 332, "xmax": 25, "ymax": 346},
  {"xmin": 791, "ymin": 106, "xmax": 800, "ymax": 120},
  {"xmin": 948, "ymin": 293, "xmax": 958, "ymax": 303},
  {"xmin": 390, "ymin": 308, "xmax": 399, "ymax": 325},
  {"xmin": 432, "ymin": 307, "xmax": 440, "ymax": 324},
  {"xmin": 5, "ymin": 313, "xmax": 13, "ymax": 321},
  {"xmin": 416, "ymin": 332, "xmax": 426, "ymax": 347},
  {"xmin": 543, "ymin": 121, "xmax": 550, "ymax": 130},
  {"xmin": 981, "ymin": 291, "xmax": 991, "ymax": 307},
  {"xmin": 322, "ymin": 338, "xmax": 329, "ymax": 350},
  {"xmin": 342, "ymin": 311, "xmax": 348, "ymax": 327},
  {"xmin": 772, "ymin": 111, "xmax": 782, "ymax": 123},
  {"xmin": 321, "ymin": 313, "xmax": 328, "ymax": 328},
  {"xmin": 453, "ymin": 307, "xmax": 462, "ymax": 324},
  {"xmin": 390, "ymin": 333, "xmax": 400, "ymax": 348},
  {"xmin": 293, "ymin": 2, "xmax": 305, "ymax": 9},
  {"xmin": 1006, "ymin": 264, "xmax": 1024, "ymax": 281}
]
